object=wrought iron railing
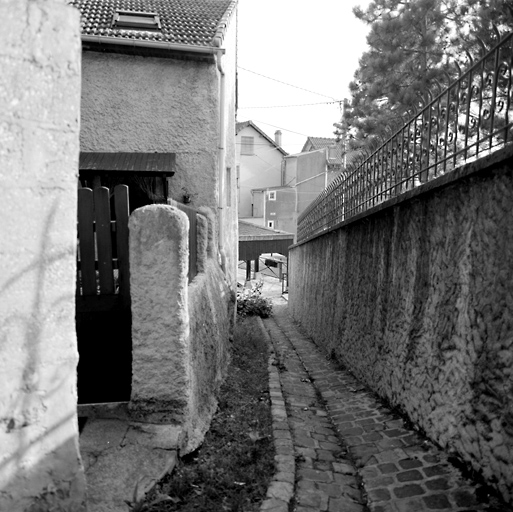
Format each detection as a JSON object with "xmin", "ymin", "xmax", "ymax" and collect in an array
[{"xmin": 297, "ymin": 30, "xmax": 513, "ymax": 243}]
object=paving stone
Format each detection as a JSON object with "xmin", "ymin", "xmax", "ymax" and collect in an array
[
  {"xmin": 366, "ymin": 475, "xmax": 396, "ymax": 489},
  {"xmin": 425, "ymin": 477, "xmax": 451, "ymax": 491},
  {"xmin": 328, "ymin": 496, "xmax": 365, "ymax": 512},
  {"xmin": 422, "ymin": 493, "xmax": 452, "ymax": 509},
  {"xmin": 317, "ymin": 449, "xmax": 336, "ymax": 461},
  {"xmin": 319, "ymin": 441, "xmax": 342, "ymax": 451},
  {"xmin": 378, "ymin": 463, "xmax": 399, "ymax": 474},
  {"xmin": 374, "ymin": 449, "xmax": 409, "ymax": 464},
  {"xmin": 266, "ymin": 481, "xmax": 294, "ymax": 501},
  {"xmin": 298, "ymin": 468, "xmax": 333, "ymax": 482},
  {"xmin": 260, "ymin": 498, "xmax": 289, "ymax": 511},
  {"xmin": 398, "ymin": 458, "xmax": 423, "ymax": 469},
  {"xmin": 363, "ymin": 432, "xmax": 384, "ymax": 442},
  {"xmin": 317, "ymin": 482, "xmax": 344, "ymax": 497},
  {"xmin": 393, "ymin": 483, "xmax": 426, "ymax": 498},
  {"xmin": 392, "ymin": 498, "xmax": 426, "ymax": 512},
  {"xmin": 314, "ymin": 461, "xmax": 333, "ymax": 471},
  {"xmin": 332, "ymin": 462, "xmax": 356, "ymax": 475},
  {"xmin": 297, "ymin": 491, "xmax": 322, "ymax": 508},
  {"xmin": 396, "ymin": 469, "xmax": 424, "ymax": 482},
  {"xmin": 367, "ymin": 488, "xmax": 392, "ymax": 502},
  {"xmin": 423, "ymin": 465, "xmax": 448, "ymax": 477},
  {"xmin": 377, "ymin": 438, "xmax": 406, "ymax": 450},
  {"xmin": 297, "ymin": 479, "xmax": 317, "ymax": 492}
]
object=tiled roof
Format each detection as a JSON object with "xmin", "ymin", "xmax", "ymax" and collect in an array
[
  {"xmin": 69, "ymin": 0, "xmax": 236, "ymax": 47},
  {"xmin": 236, "ymin": 121, "xmax": 288, "ymax": 156},
  {"xmin": 301, "ymin": 137, "xmax": 362, "ymax": 168}
]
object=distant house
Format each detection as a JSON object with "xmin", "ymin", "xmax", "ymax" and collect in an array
[
  {"xmin": 255, "ymin": 148, "xmax": 330, "ymax": 239},
  {"xmin": 236, "ymin": 121, "xmax": 288, "ymax": 221},
  {"xmin": 302, "ymin": 136, "xmax": 361, "ymax": 176},
  {"xmin": 73, "ymin": 0, "xmax": 238, "ymax": 283}
]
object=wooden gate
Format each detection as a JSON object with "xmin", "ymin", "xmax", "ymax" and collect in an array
[{"xmin": 76, "ymin": 185, "xmax": 131, "ymax": 404}]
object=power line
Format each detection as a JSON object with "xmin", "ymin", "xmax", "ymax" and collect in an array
[
  {"xmin": 238, "ymin": 66, "xmax": 341, "ymax": 102},
  {"xmin": 248, "ymin": 119, "xmax": 311, "ymax": 137},
  {"xmin": 239, "ymin": 101, "xmax": 337, "ymax": 109}
]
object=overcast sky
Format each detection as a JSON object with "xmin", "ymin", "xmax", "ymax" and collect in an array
[{"xmin": 237, "ymin": 0, "xmax": 372, "ymax": 154}]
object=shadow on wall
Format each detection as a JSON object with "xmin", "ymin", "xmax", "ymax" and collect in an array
[{"xmin": 0, "ymin": 200, "xmax": 85, "ymax": 511}]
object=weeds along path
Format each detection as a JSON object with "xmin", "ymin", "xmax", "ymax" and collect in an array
[{"xmin": 140, "ymin": 316, "xmax": 275, "ymax": 512}]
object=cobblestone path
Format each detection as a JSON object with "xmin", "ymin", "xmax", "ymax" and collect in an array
[{"xmin": 262, "ymin": 304, "xmax": 510, "ymax": 512}]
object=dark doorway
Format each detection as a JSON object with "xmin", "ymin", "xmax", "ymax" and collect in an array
[{"xmin": 76, "ymin": 185, "xmax": 132, "ymax": 403}]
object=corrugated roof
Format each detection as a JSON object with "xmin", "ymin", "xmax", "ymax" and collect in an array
[
  {"xmin": 69, "ymin": 0, "xmax": 236, "ymax": 47},
  {"xmin": 239, "ymin": 220, "xmax": 294, "ymax": 240},
  {"xmin": 79, "ymin": 152, "xmax": 176, "ymax": 174}
]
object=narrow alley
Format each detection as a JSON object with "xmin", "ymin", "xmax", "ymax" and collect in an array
[{"xmin": 257, "ymin": 286, "xmax": 510, "ymax": 512}]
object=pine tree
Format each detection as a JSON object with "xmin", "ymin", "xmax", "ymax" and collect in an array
[{"xmin": 341, "ymin": 0, "xmax": 513, "ymax": 149}]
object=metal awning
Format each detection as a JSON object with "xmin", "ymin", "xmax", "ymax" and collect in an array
[
  {"xmin": 239, "ymin": 221, "xmax": 294, "ymax": 261},
  {"xmin": 79, "ymin": 152, "xmax": 176, "ymax": 177}
]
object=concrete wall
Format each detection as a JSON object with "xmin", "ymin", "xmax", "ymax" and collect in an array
[
  {"xmin": 129, "ymin": 205, "xmax": 232, "ymax": 453},
  {"xmin": 0, "ymin": 0, "xmax": 85, "ymax": 510},
  {"xmin": 236, "ymin": 125, "xmax": 284, "ymax": 218},
  {"xmin": 289, "ymin": 149, "xmax": 513, "ymax": 503}
]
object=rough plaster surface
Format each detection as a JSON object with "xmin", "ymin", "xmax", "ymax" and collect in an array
[
  {"xmin": 0, "ymin": 1, "xmax": 85, "ymax": 510},
  {"xmin": 129, "ymin": 205, "xmax": 232, "ymax": 452},
  {"xmin": 80, "ymin": 31, "xmax": 239, "ymax": 288},
  {"xmin": 129, "ymin": 205, "xmax": 190, "ymax": 423},
  {"xmin": 289, "ymin": 157, "xmax": 513, "ymax": 503},
  {"xmin": 186, "ymin": 259, "xmax": 233, "ymax": 452}
]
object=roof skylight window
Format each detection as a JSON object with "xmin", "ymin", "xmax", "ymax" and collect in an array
[{"xmin": 112, "ymin": 10, "xmax": 161, "ymax": 31}]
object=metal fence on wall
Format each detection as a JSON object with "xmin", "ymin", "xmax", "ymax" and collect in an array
[{"xmin": 297, "ymin": 30, "xmax": 513, "ymax": 243}]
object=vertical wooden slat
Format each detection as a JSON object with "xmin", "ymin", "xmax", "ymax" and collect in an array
[
  {"xmin": 78, "ymin": 188, "xmax": 97, "ymax": 296},
  {"xmin": 114, "ymin": 185, "xmax": 130, "ymax": 307},
  {"xmin": 94, "ymin": 187, "xmax": 114, "ymax": 294}
]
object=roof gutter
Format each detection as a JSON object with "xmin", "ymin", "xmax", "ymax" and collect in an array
[{"xmin": 81, "ymin": 35, "xmax": 226, "ymax": 55}]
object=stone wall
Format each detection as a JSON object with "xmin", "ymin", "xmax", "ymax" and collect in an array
[
  {"xmin": 0, "ymin": 0, "xmax": 85, "ymax": 510},
  {"xmin": 289, "ymin": 148, "xmax": 513, "ymax": 503},
  {"xmin": 129, "ymin": 205, "xmax": 233, "ymax": 453}
]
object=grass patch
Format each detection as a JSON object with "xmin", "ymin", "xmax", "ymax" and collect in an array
[{"xmin": 136, "ymin": 316, "xmax": 275, "ymax": 512}]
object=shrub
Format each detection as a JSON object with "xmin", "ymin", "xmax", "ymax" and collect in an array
[{"xmin": 236, "ymin": 281, "xmax": 273, "ymax": 318}]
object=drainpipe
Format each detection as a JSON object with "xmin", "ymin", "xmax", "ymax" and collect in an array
[{"xmin": 216, "ymin": 49, "xmax": 228, "ymax": 274}]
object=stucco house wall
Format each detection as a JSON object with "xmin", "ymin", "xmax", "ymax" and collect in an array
[
  {"xmin": 0, "ymin": 0, "xmax": 85, "ymax": 510},
  {"xmin": 79, "ymin": 11, "xmax": 238, "ymax": 286},
  {"xmin": 265, "ymin": 187, "xmax": 297, "ymax": 235},
  {"xmin": 236, "ymin": 123, "xmax": 286, "ymax": 219},
  {"xmin": 295, "ymin": 149, "xmax": 330, "ymax": 214}
]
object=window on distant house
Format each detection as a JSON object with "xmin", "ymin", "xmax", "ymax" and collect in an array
[
  {"xmin": 267, "ymin": 220, "xmax": 275, "ymax": 229},
  {"xmin": 112, "ymin": 11, "xmax": 161, "ymax": 31},
  {"xmin": 268, "ymin": 190, "xmax": 276, "ymax": 201},
  {"xmin": 241, "ymin": 136, "xmax": 254, "ymax": 155}
]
